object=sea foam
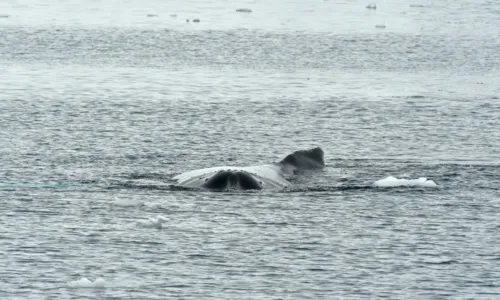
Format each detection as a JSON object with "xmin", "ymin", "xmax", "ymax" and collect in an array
[
  {"xmin": 374, "ymin": 176, "xmax": 437, "ymax": 187},
  {"xmin": 67, "ymin": 277, "xmax": 106, "ymax": 288}
]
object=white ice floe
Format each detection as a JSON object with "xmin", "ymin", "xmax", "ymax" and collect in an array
[
  {"xmin": 373, "ymin": 176, "xmax": 437, "ymax": 187},
  {"xmin": 236, "ymin": 8, "xmax": 252, "ymax": 13},
  {"xmin": 67, "ymin": 277, "xmax": 106, "ymax": 288},
  {"xmin": 137, "ymin": 215, "xmax": 168, "ymax": 229}
]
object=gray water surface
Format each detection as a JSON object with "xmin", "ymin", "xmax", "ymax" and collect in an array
[{"xmin": 1, "ymin": 0, "xmax": 500, "ymax": 299}]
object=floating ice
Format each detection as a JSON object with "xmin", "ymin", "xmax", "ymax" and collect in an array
[
  {"xmin": 67, "ymin": 277, "xmax": 106, "ymax": 288},
  {"xmin": 236, "ymin": 8, "xmax": 252, "ymax": 13},
  {"xmin": 366, "ymin": 3, "xmax": 377, "ymax": 9},
  {"xmin": 137, "ymin": 215, "xmax": 168, "ymax": 229},
  {"xmin": 374, "ymin": 176, "xmax": 437, "ymax": 187}
]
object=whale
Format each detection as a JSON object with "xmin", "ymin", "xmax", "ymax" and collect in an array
[{"xmin": 173, "ymin": 147, "xmax": 325, "ymax": 191}]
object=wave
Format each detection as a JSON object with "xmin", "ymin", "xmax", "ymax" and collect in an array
[
  {"xmin": 67, "ymin": 277, "xmax": 106, "ymax": 288},
  {"xmin": 108, "ymin": 179, "xmax": 439, "ymax": 193}
]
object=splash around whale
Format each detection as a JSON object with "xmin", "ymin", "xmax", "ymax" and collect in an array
[{"xmin": 173, "ymin": 147, "xmax": 325, "ymax": 191}]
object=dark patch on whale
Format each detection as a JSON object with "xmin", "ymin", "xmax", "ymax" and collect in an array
[{"xmin": 203, "ymin": 170, "xmax": 262, "ymax": 190}]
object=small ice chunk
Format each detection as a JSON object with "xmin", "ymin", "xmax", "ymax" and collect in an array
[
  {"xmin": 67, "ymin": 277, "xmax": 106, "ymax": 288},
  {"xmin": 236, "ymin": 8, "xmax": 253, "ymax": 13},
  {"xmin": 137, "ymin": 215, "xmax": 168, "ymax": 229},
  {"xmin": 374, "ymin": 176, "xmax": 437, "ymax": 187},
  {"xmin": 93, "ymin": 278, "xmax": 106, "ymax": 287}
]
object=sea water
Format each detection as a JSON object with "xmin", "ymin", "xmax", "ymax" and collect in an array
[{"xmin": 1, "ymin": 0, "xmax": 500, "ymax": 299}]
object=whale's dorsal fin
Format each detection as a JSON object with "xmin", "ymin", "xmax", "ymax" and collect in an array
[{"xmin": 279, "ymin": 147, "xmax": 325, "ymax": 171}]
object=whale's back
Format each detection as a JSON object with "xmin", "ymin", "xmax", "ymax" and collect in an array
[
  {"xmin": 173, "ymin": 164, "xmax": 290, "ymax": 190},
  {"xmin": 173, "ymin": 147, "xmax": 324, "ymax": 191}
]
